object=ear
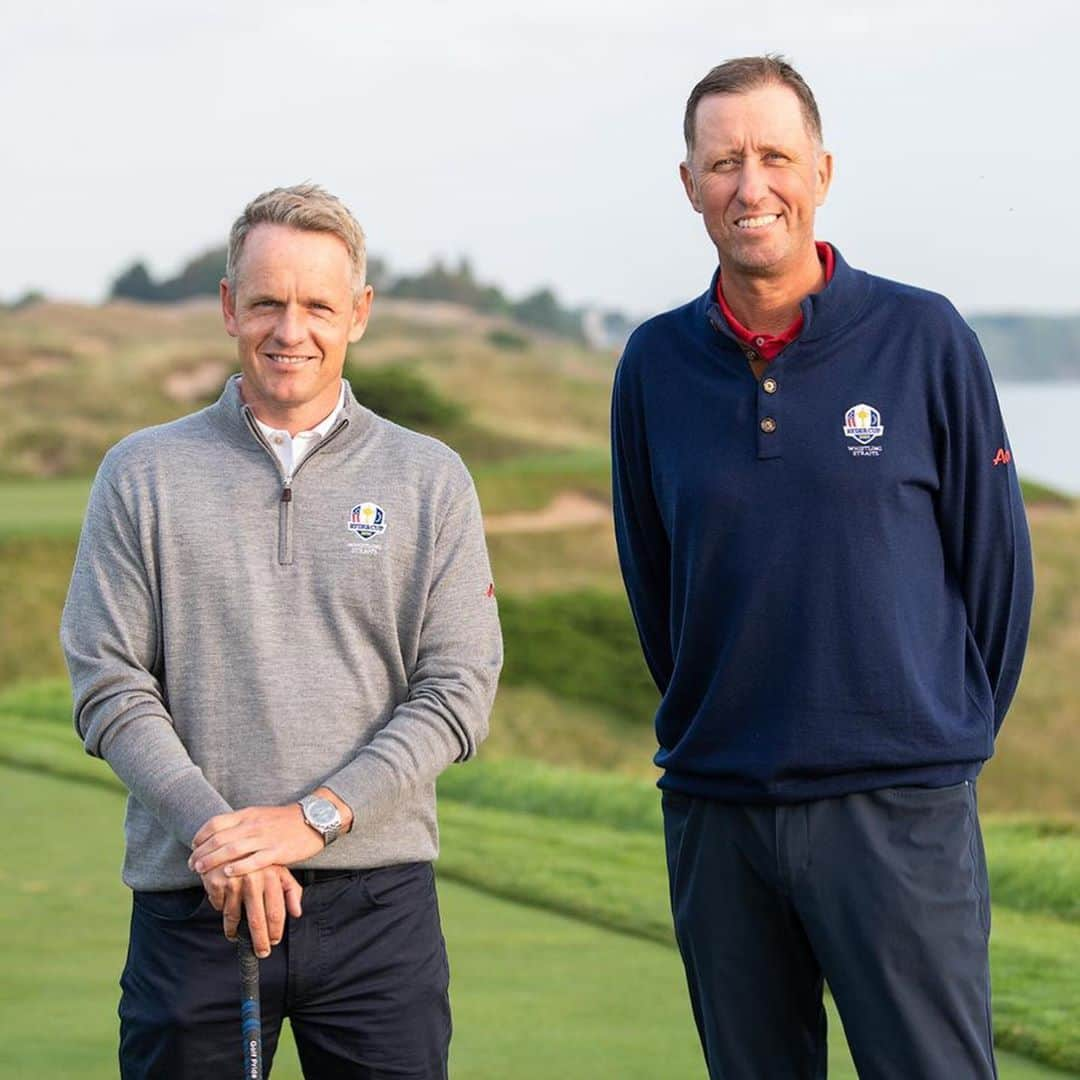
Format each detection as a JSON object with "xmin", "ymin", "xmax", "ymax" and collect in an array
[
  {"xmin": 814, "ymin": 149, "xmax": 834, "ymax": 208},
  {"xmin": 679, "ymin": 161, "xmax": 703, "ymax": 214},
  {"xmin": 220, "ymin": 277, "xmax": 239, "ymax": 338},
  {"xmin": 347, "ymin": 284, "xmax": 375, "ymax": 344}
]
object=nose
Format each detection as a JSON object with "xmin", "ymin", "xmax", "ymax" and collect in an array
[
  {"xmin": 735, "ymin": 160, "xmax": 769, "ymax": 208},
  {"xmin": 272, "ymin": 302, "xmax": 306, "ymax": 348}
]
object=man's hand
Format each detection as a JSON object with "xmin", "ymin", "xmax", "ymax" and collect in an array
[
  {"xmin": 189, "ymin": 789, "xmax": 353, "ymax": 878},
  {"xmin": 201, "ymin": 864, "xmax": 303, "ymax": 958}
]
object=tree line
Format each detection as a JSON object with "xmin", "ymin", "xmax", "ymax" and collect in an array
[{"xmin": 108, "ymin": 247, "xmax": 628, "ymax": 343}]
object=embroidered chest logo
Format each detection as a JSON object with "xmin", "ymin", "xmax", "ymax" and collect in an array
[
  {"xmin": 348, "ymin": 502, "xmax": 386, "ymax": 540},
  {"xmin": 843, "ymin": 403, "xmax": 884, "ymax": 457}
]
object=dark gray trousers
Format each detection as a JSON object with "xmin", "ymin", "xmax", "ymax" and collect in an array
[
  {"xmin": 662, "ymin": 781, "xmax": 996, "ymax": 1079},
  {"xmin": 120, "ymin": 862, "xmax": 450, "ymax": 1079}
]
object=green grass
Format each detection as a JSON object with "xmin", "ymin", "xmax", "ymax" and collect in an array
[
  {"xmin": 482, "ymin": 684, "xmax": 660, "ymax": 777},
  {"xmin": 983, "ymin": 818, "xmax": 1080, "ymax": 924},
  {"xmin": 438, "ymin": 804, "xmax": 1080, "ymax": 1073},
  {"xmin": 0, "ymin": 765, "xmax": 133, "ymax": 1076},
  {"xmin": 487, "ymin": 524, "xmax": 621, "ymax": 593},
  {"xmin": 1, "ymin": 686, "xmax": 1077, "ymax": 1073},
  {"xmin": 0, "ymin": 762, "xmax": 709, "ymax": 1080},
  {"xmin": 992, "ymin": 909, "xmax": 1080, "ymax": 1073},
  {"xmin": 0, "ymin": 468, "xmax": 1077, "ymax": 823},
  {"xmin": 986, "ymin": 504, "xmax": 1080, "ymax": 815},
  {"xmin": 439, "ymin": 754, "xmax": 663, "ymax": 831},
  {"xmin": 0, "ymin": 762, "xmax": 1069, "ymax": 1079},
  {"xmin": 7, "ymin": 679, "xmax": 1078, "ymax": 931},
  {"xmin": 7, "ymin": 483, "xmax": 1077, "ymax": 824},
  {"xmin": 1021, "ymin": 479, "xmax": 1074, "ymax": 507},
  {"xmin": 0, "ymin": 538, "xmax": 77, "ymax": 687},
  {"xmin": 0, "ymin": 450, "xmax": 612, "ymax": 542},
  {"xmin": 497, "ymin": 590, "xmax": 657, "ymax": 723},
  {"xmin": 439, "ymin": 881, "xmax": 707, "ymax": 1080},
  {"xmin": 0, "ymin": 478, "xmax": 90, "ymax": 538},
  {"xmin": 473, "ymin": 449, "xmax": 611, "ymax": 513}
]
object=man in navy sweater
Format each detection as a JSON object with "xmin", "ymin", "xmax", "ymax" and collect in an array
[{"xmin": 611, "ymin": 56, "xmax": 1033, "ymax": 1078}]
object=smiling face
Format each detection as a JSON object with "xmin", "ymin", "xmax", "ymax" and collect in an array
[
  {"xmin": 220, "ymin": 223, "xmax": 373, "ymax": 433},
  {"xmin": 680, "ymin": 82, "xmax": 833, "ymax": 281}
]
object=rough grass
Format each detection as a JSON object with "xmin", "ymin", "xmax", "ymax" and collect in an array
[
  {"xmin": 985, "ymin": 818, "xmax": 1080, "ymax": 924},
  {"xmin": 497, "ymin": 590, "xmax": 657, "ymax": 724},
  {"xmin": 0, "ymin": 299, "xmax": 606, "ymax": 480},
  {"xmin": 985, "ymin": 504, "xmax": 1080, "ymax": 815},
  {"xmin": 487, "ymin": 523, "xmax": 621, "ymax": 593},
  {"xmin": 0, "ymin": 537, "xmax": 76, "ymax": 687},
  {"xmin": 2, "ymin": 487, "xmax": 1078, "ymax": 818},
  {"xmin": 483, "ymin": 684, "xmax": 660, "ymax": 778},
  {"xmin": 1022, "ymin": 478, "xmax": 1074, "ymax": 507},
  {"xmin": 6, "ymin": 681, "xmax": 1077, "ymax": 929},
  {"xmin": 474, "ymin": 449, "xmax": 611, "ymax": 514}
]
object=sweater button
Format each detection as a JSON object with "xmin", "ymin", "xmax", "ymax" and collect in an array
[
  {"xmin": 744, "ymin": 348, "xmax": 758, "ymax": 361},
  {"xmin": 762, "ymin": 377, "xmax": 778, "ymax": 394},
  {"xmin": 760, "ymin": 417, "xmax": 777, "ymax": 434}
]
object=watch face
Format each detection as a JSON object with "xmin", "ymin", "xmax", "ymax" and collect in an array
[{"xmin": 306, "ymin": 798, "xmax": 340, "ymax": 829}]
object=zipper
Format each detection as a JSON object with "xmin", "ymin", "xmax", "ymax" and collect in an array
[
  {"xmin": 242, "ymin": 410, "xmax": 350, "ymax": 566},
  {"xmin": 279, "ymin": 483, "xmax": 293, "ymax": 564}
]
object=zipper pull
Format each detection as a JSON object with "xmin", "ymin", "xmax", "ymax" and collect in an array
[{"xmin": 281, "ymin": 485, "xmax": 292, "ymax": 503}]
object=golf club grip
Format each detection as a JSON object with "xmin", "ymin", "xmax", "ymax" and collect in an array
[{"xmin": 237, "ymin": 922, "xmax": 263, "ymax": 1080}]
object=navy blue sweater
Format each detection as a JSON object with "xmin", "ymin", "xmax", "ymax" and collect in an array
[{"xmin": 611, "ymin": 248, "xmax": 1034, "ymax": 802}]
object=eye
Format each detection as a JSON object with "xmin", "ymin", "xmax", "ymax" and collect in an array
[
  {"xmin": 764, "ymin": 151, "xmax": 788, "ymax": 163},
  {"xmin": 713, "ymin": 157, "xmax": 739, "ymax": 171}
]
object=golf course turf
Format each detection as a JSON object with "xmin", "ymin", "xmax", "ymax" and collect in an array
[{"xmin": 1, "ymin": 763, "xmax": 1072, "ymax": 1079}]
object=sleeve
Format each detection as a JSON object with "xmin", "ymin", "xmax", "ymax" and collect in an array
[
  {"xmin": 60, "ymin": 467, "xmax": 232, "ymax": 845},
  {"xmin": 935, "ymin": 326, "xmax": 1035, "ymax": 734},
  {"xmin": 611, "ymin": 350, "xmax": 674, "ymax": 694},
  {"xmin": 320, "ymin": 476, "xmax": 503, "ymax": 822}
]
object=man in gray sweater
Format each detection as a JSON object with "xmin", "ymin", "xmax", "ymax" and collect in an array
[{"xmin": 61, "ymin": 183, "xmax": 503, "ymax": 1079}]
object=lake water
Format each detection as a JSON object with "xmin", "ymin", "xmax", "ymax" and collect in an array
[{"xmin": 997, "ymin": 382, "xmax": 1080, "ymax": 496}]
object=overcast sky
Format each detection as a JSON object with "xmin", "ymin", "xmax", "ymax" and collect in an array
[{"xmin": 3, "ymin": 0, "xmax": 1076, "ymax": 316}]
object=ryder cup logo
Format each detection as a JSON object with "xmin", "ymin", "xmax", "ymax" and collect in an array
[
  {"xmin": 843, "ymin": 403, "xmax": 884, "ymax": 445},
  {"xmin": 348, "ymin": 502, "xmax": 386, "ymax": 540}
]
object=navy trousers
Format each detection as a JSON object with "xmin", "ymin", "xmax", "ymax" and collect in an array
[
  {"xmin": 119, "ymin": 861, "xmax": 450, "ymax": 1079},
  {"xmin": 663, "ymin": 781, "xmax": 996, "ymax": 1079}
]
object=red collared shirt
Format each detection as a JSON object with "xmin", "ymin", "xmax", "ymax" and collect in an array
[{"xmin": 716, "ymin": 242, "xmax": 835, "ymax": 362}]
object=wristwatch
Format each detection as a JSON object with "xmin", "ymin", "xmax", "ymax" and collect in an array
[{"xmin": 297, "ymin": 794, "xmax": 343, "ymax": 846}]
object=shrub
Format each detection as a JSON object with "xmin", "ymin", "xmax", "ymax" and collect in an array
[
  {"xmin": 343, "ymin": 362, "xmax": 464, "ymax": 429},
  {"xmin": 487, "ymin": 328, "xmax": 529, "ymax": 352},
  {"xmin": 498, "ymin": 589, "xmax": 657, "ymax": 724}
]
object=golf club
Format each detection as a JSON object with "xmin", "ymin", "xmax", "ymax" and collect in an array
[{"xmin": 237, "ymin": 916, "xmax": 263, "ymax": 1080}]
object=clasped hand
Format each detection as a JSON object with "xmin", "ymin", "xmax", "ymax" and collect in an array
[{"xmin": 189, "ymin": 803, "xmax": 328, "ymax": 958}]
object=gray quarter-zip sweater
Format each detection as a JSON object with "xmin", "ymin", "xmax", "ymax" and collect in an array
[{"xmin": 61, "ymin": 376, "xmax": 503, "ymax": 890}]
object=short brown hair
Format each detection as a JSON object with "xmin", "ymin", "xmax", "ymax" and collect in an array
[
  {"xmin": 683, "ymin": 55, "xmax": 823, "ymax": 154},
  {"xmin": 226, "ymin": 183, "xmax": 367, "ymax": 293}
]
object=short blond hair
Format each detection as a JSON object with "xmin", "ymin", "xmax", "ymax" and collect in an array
[{"xmin": 226, "ymin": 183, "xmax": 367, "ymax": 293}]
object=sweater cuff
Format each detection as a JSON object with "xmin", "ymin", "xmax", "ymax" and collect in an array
[
  {"xmin": 100, "ymin": 713, "xmax": 233, "ymax": 846},
  {"xmin": 322, "ymin": 751, "xmax": 421, "ymax": 830}
]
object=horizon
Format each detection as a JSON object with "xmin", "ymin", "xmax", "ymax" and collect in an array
[{"xmin": 7, "ymin": 250, "xmax": 1080, "ymax": 324}]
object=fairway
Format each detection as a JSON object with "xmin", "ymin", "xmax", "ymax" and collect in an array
[
  {"xmin": 0, "ymin": 477, "xmax": 92, "ymax": 538},
  {"xmin": 0, "ymin": 765, "xmax": 1069, "ymax": 1079}
]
